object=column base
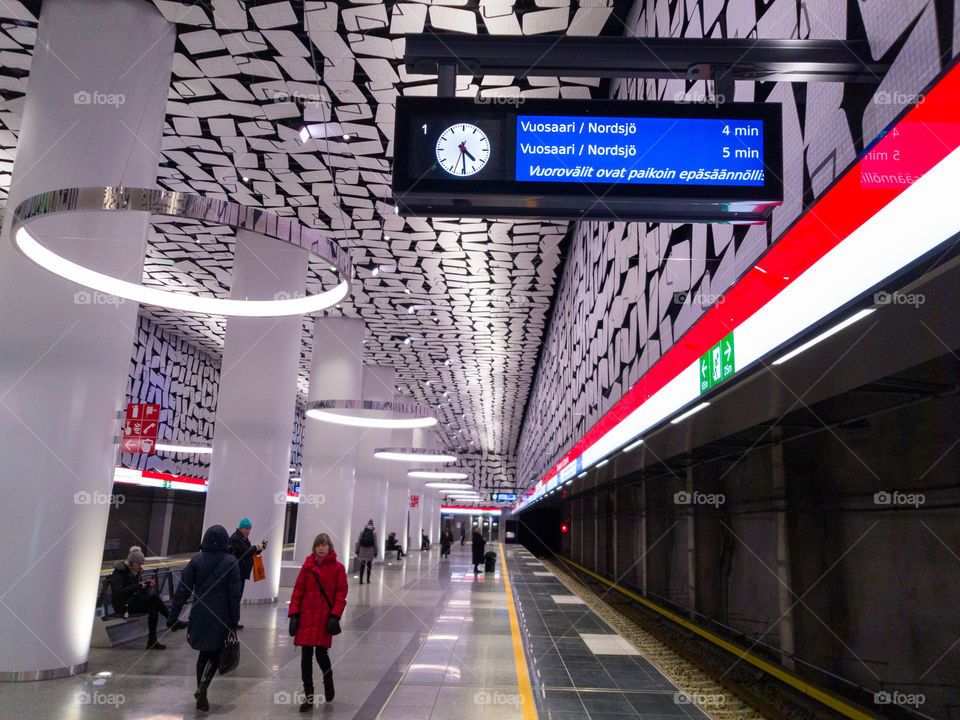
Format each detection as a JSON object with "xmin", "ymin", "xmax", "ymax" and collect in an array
[
  {"xmin": 241, "ymin": 596, "xmax": 278, "ymax": 605},
  {"xmin": 0, "ymin": 661, "xmax": 88, "ymax": 682}
]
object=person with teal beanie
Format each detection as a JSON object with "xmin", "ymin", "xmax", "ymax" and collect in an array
[{"xmin": 229, "ymin": 517, "xmax": 267, "ymax": 629}]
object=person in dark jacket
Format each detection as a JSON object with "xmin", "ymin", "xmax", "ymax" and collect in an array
[
  {"xmin": 109, "ymin": 547, "xmax": 184, "ymax": 649},
  {"xmin": 228, "ymin": 518, "xmax": 266, "ymax": 629},
  {"xmin": 168, "ymin": 525, "xmax": 242, "ymax": 712},
  {"xmin": 354, "ymin": 520, "xmax": 377, "ymax": 584},
  {"xmin": 385, "ymin": 531, "xmax": 405, "ymax": 559},
  {"xmin": 440, "ymin": 526, "xmax": 453, "ymax": 557},
  {"xmin": 460, "ymin": 523, "xmax": 466, "ymax": 546},
  {"xmin": 289, "ymin": 533, "xmax": 348, "ymax": 711},
  {"xmin": 471, "ymin": 528, "xmax": 486, "ymax": 574}
]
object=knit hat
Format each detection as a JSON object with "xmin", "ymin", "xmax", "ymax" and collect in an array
[
  {"xmin": 239, "ymin": 518, "xmax": 252, "ymax": 529},
  {"xmin": 367, "ymin": 519, "xmax": 374, "ymax": 527},
  {"xmin": 127, "ymin": 549, "xmax": 145, "ymax": 565}
]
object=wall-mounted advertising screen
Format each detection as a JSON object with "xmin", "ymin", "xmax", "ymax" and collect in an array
[{"xmin": 393, "ymin": 97, "xmax": 782, "ymax": 223}]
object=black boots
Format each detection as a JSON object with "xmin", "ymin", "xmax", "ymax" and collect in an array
[
  {"xmin": 195, "ymin": 660, "xmax": 217, "ymax": 711},
  {"xmin": 299, "ymin": 684, "xmax": 314, "ymax": 712},
  {"xmin": 146, "ymin": 636, "xmax": 166, "ymax": 650},
  {"xmin": 323, "ymin": 671, "xmax": 335, "ymax": 702}
]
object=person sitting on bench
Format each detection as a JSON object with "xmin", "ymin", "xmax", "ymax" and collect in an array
[
  {"xmin": 109, "ymin": 547, "xmax": 185, "ymax": 649},
  {"xmin": 385, "ymin": 531, "xmax": 405, "ymax": 559}
]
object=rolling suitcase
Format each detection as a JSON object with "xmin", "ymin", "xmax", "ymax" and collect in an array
[{"xmin": 484, "ymin": 551, "xmax": 497, "ymax": 573}]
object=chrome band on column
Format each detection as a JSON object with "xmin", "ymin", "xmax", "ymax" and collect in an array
[{"xmin": 0, "ymin": 661, "xmax": 87, "ymax": 682}]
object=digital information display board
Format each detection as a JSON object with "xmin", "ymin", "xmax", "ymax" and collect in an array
[{"xmin": 393, "ymin": 98, "xmax": 782, "ymax": 223}]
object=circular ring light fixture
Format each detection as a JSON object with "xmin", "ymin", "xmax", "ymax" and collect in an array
[
  {"xmin": 410, "ymin": 470, "xmax": 469, "ymax": 480},
  {"xmin": 11, "ymin": 187, "xmax": 352, "ymax": 317},
  {"xmin": 374, "ymin": 447, "xmax": 457, "ymax": 463},
  {"xmin": 307, "ymin": 399, "xmax": 436, "ymax": 429}
]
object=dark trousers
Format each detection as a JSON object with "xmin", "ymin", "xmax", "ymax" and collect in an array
[
  {"xmin": 196, "ymin": 648, "xmax": 221, "ymax": 686},
  {"xmin": 359, "ymin": 560, "xmax": 372, "ymax": 580},
  {"xmin": 127, "ymin": 595, "xmax": 168, "ymax": 638},
  {"xmin": 300, "ymin": 645, "xmax": 331, "ymax": 687},
  {"xmin": 238, "ymin": 578, "xmax": 246, "ymax": 621},
  {"xmin": 388, "ymin": 546, "xmax": 403, "ymax": 559}
]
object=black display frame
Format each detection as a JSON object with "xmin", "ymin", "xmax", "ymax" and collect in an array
[{"xmin": 393, "ymin": 97, "xmax": 783, "ymax": 223}]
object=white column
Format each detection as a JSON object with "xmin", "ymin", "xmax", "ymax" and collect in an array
[
  {"xmin": 0, "ymin": 0, "xmax": 174, "ymax": 680},
  {"xmin": 293, "ymin": 318, "xmax": 365, "ymax": 565},
  {"xmin": 352, "ymin": 366, "xmax": 393, "ymax": 561},
  {"xmin": 202, "ymin": 231, "xmax": 307, "ymax": 603},
  {"xmin": 385, "ymin": 425, "xmax": 411, "ymax": 554}
]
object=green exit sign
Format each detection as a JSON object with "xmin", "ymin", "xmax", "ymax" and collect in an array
[{"xmin": 699, "ymin": 333, "xmax": 735, "ymax": 394}]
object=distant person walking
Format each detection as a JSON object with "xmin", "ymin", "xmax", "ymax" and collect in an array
[
  {"xmin": 167, "ymin": 525, "xmax": 241, "ymax": 712},
  {"xmin": 355, "ymin": 520, "xmax": 377, "ymax": 584},
  {"xmin": 471, "ymin": 528, "xmax": 486, "ymax": 574},
  {"xmin": 289, "ymin": 533, "xmax": 347, "ymax": 710},
  {"xmin": 440, "ymin": 526, "xmax": 453, "ymax": 557},
  {"xmin": 109, "ymin": 547, "xmax": 185, "ymax": 650},
  {"xmin": 229, "ymin": 518, "xmax": 267, "ymax": 629},
  {"xmin": 459, "ymin": 523, "xmax": 466, "ymax": 546}
]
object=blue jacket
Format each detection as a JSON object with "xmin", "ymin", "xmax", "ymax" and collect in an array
[{"xmin": 169, "ymin": 525, "xmax": 241, "ymax": 652}]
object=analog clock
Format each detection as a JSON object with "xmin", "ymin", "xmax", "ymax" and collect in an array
[{"xmin": 435, "ymin": 123, "xmax": 491, "ymax": 176}]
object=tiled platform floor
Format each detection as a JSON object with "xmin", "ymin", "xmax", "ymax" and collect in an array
[
  {"xmin": 506, "ymin": 547, "xmax": 711, "ymax": 720},
  {"xmin": 4, "ymin": 544, "xmax": 714, "ymax": 719},
  {"xmin": 2, "ymin": 543, "xmax": 524, "ymax": 720}
]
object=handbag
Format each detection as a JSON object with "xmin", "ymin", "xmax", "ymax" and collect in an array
[
  {"xmin": 219, "ymin": 630, "xmax": 240, "ymax": 674},
  {"xmin": 252, "ymin": 554, "xmax": 265, "ymax": 582}
]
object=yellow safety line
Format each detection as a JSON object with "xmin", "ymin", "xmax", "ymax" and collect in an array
[
  {"xmin": 559, "ymin": 556, "xmax": 880, "ymax": 720},
  {"xmin": 500, "ymin": 543, "xmax": 538, "ymax": 720}
]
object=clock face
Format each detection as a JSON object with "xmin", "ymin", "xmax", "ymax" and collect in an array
[{"xmin": 435, "ymin": 123, "xmax": 491, "ymax": 176}]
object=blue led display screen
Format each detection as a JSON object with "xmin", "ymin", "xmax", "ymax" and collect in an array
[{"xmin": 515, "ymin": 115, "xmax": 765, "ymax": 186}]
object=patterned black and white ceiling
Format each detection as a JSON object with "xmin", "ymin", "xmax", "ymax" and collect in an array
[{"xmin": 0, "ymin": 0, "xmax": 632, "ymax": 489}]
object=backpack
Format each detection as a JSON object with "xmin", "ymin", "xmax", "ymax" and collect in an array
[{"xmin": 359, "ymin": 528, "xmax": 375, "ymax": 548}]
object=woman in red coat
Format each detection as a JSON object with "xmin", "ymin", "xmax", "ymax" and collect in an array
[{"xmin": 289, "ymin": 533, "xmax": 347, "ymax": 711}]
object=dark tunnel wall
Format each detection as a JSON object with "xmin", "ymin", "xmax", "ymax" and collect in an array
[
  {"xmin": 540, "ymin": 372, "xmax": 960, "ymax": 719},
  {"xmin": 514, "ymin": 504, "xmax": 562, "ymax": 558}
]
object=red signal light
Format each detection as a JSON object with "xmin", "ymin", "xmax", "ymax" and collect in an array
[{"xmin": 561, "ymin": 523, "xmax": 569, "ymax": 533}]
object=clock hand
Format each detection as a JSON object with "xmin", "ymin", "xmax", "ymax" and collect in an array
[{"xmin": 462, "ymin": 147, "xmax": 476, "ymax": 162}]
